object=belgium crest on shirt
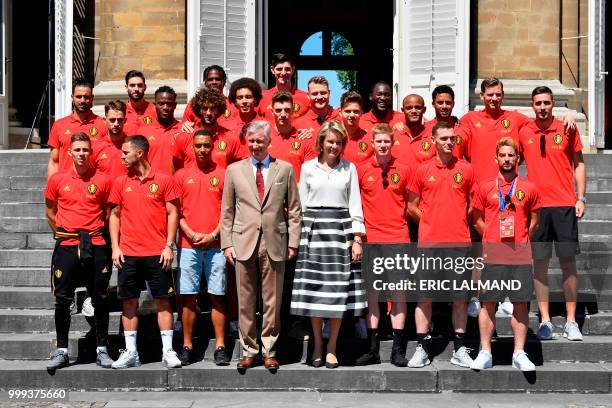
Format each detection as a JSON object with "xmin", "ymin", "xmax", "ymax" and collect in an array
[
  {"xmin": 293, "ymin": 103, "xmax": 300, "ymax": 113},
  {"xmin": 143, "ymin": 116, "xmax": 153, "ymax": 125},
  {"xmin": 455, "ymin": 135, "xmax": 463, "ymax": 145},
  {"xmin": 553, "ymin": 134, "xmax": 563, "ymax": 145},
  {"xmin": 89, "ymin": 127, "xmax": 98, "ymax": 138},
  {"xmin": 223, "ymin": 109, "xmax": 232, "ymax": 119},
  {"xmin": 390, "ymin": 172, "xmax": 401, "ymax": 185},
  {"xmin": 515, "ymin": 190, "xmax": 526, "ymax": 202},
  {"xmin": 359, "ymin": 142, "xmax": 368, "ymax": 152},
  {"xmin": 149, "ymin": 182, "xmax": 159, "ymax": 194},
  {"xmin": 453, "ymin": 172, "xmax": 464, "ymax": 185},
  {"xmin": 501, "ymin": 119, "xmax": 511, "ymax": 129},
  {"xmin": 291, "ymin": 141, "xmax": 301, "ymax": 152},
  {"xmin": 422, "ymin": 141, "xmax": 431, "ymax": 152},
  {"xmin": 218, "ymin": 140, "xmax": 227, "ymax": 151},
  {"xmin": 209, "ymin": 176, "xmax": 220, "ymax": 188},
  {"xmin": 87, "ymin": 183, "xmax": 98, "ymax": 195}
]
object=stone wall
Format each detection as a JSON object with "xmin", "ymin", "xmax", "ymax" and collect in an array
[
  {"xmin": 560, "ymin": 0, "xmax": 589, "ymax": 114},
  {"xmin": 477, "ymin": 0, "xmax": 560, "ymax": 80},
  {"xmin": 96, "ymin": 0, "xmax": 186, "ymax": 81}
]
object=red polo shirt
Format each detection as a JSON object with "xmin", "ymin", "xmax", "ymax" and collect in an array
[
  {"xmin": 224, "ymin": 113, "xmax": 266, "ymax": 158},
  {"xmin": 392, "ymin": 125, "xmax": 435, "ymax": 165},
  {"xmin": 293, "ymin": 107, "xmax": 341, "ymax": 136},
  {"xmin": 267, "ymin": 127, "xmax": 316, "ymax": 181},
  {"xmin": 519, "ymin": 119, "xmax": 582, "ymax": 207},
  {"xmin": 180, "ymin": 96, "xmax": 238, "ymax": 129},
  {"xmin": 409, "ymin": 156, "xmax": 474, "ymax": 244},
  {"xmin": 173, "ymin": 125, "xmax": 241, "ymax": 170},
  {"xmin": 94, "ymin": 138, "xmax": 128, "ymax": 182},
  {"xmin": 48, "ymin": 112, "xmax": 109, "ymax": 172},
  {"xmin": 460, "ymin": 109, "xmax": 530, "ymax": 183},
  {"xmin": 359, "ymin": 110, "xmax": 404, "ymax": 134},
  {"xmin": 175, "ymin": 164, "xmax": 225, "ymax": 249},
  {"xmin": 136, "ymin": 118, "xmax": 181, "ymax": 174},
  {"xmin": 44, "ymin": 167, "xmax": 111, "ymax": 246},
  {"xmin": 259, "ymin": 87, "xmax": 310, "ymax": 121},
  {"xmin": 108, "ymin": 169, "xmax": 179, "ymax": 256},
  {"xmin": 358, "ymin": 158, "xmax": 412, "ymax": 243},
  {"xmin": 473, "ymin": 176, "xmax": 541, "ymax": 264},
  {"xmin": 424, "ymin": 117, "xmax": 467, "ymax": 159},
  {"xmin": 344, "ymin": 128, "xmax": 374, "ymax": 165},
  {"xmin": 124, "ymin": 100, "xmax": 157, "ymax": 136}
]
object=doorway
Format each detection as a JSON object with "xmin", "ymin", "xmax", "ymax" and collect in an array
[{"xmin": 266, "ymin": 0, "xmax": 394, "ymax": 110}]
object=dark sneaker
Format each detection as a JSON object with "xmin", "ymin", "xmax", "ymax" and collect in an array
[
  {"xmin": 96, "ymin": 349, "xmax": 114, "ymax": 368},
  {"xmin": 355, "ymin": 351, "xmax": 381, "ymax": 366},
  {"xmin": 214, "ymin": 346, "xmax": 230, "ymax": 366},
  {"xmin": 179, "ymin": 347, "xmax": 192, "ymax": 366},
  {"xmin": 47, "ymin": 349, "xmax": 69, "ymax": 371}
]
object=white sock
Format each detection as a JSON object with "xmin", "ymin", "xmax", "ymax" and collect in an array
[
  {"xmin": 96, "ymin": 346, "xmax": 107, "ymax": 353},
  {"xmin": 161, "ymin": 330, "xmax": 173, "ymax": 352},
  {"xmin": 58, "ymin": 347, "xmax": 68, "ymax": 354},
  {"xmin": 124, "ymin": 330, "xmax": 137, "ymax": 352}
]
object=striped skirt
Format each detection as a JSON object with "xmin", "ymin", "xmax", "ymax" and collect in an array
[{"xmin": 290, "ymin": 207, "xmax": 367, "ymax": 318}]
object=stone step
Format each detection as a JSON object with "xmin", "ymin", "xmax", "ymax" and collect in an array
[
  {"xmin": 4, "ymin": 176, "xmax": 47, "ymax": 190},
  {"xmin": 0, "ymin": 202, "xmax": 45, "ymax": 218},
  {"xmin": 0, "ymin": 150, "xmax": 50, "ymax": 165},
  {"xmin": 0, "ymin": 189, "xmax": 45, "ymax": 204},
  {"xmin": 0, "ymin": 268, "xmax": 53, "ymax": 286},
  {"xmin": 582, "ymin": 204, "xmax": 612, "ymax": 221},
  {"xmin": 0, "ymin": 217, "xmax": 50, "ymax": 233},
  {"xmin": 493, "ymin": 312, "xmax": 612, "ymax": 336},
  {"xmin": 0, "ymin": 164, "xmax": 47, "ymax": 177},
  {"xmin": 0, "ymin": 287, "xmax": 55, "ymax": 308},
  {"xmin": 0, "ymin": 232, "xmax": 55, "ymax": 249},
  {"xmin": 577, "ymin": 221, "xmax": 611, "ymax": 235},
  {"xmin": 581, "ymin": 164, "xmax": 612, "ymax": 179},
  {"xmin": 584, "ymin": 154, "xmax": 612, "ymax": 166},
  {"xmin": 0, "ymin": 309, "xmax": 124, "ymax": 333},
  {"xmin": 0, "ymin": 249, "xmax": 52, "ymax": 267},
  {"xmin": 587, "ymin": 192, "xmax": 612, "ymax": 204},
  {"xmin": 0, "ymin": 360, "xmax": 610, "ymax": 393},
  {"xmin": 587, "ymin": 178, "xmax": 612, "ymax": 191}
]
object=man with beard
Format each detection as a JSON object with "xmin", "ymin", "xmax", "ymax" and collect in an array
[
  {"xmin": 424, "ymin": 85, "xmax": 467, "ymax": 159},
  {"xmin": 95, "ymin": 101, "xmax": 129, "ymax": 181},
  {"xmin": 180, "ymin": 65, "xmax": 238, "ymax": 132},
  {"xmin": 173, "ymin": 87, "xmax": 242, "ymax": 170},
  {"xmin": 44, "ymin": 133, "xmax": 113, "ymax": 371},
  {"xmin": 136, "ymin": 86, "xmax": 181, "ymax": 175},
  {"xmin": 259, "ymin": 53, "xmax": 310, "ymax": 121},
  {"xmin": 293, "ymin": 76, "xmax": 340, "ymax": 135},
  {"xmin": 471, "ymin": 137, "xmax": 540, "ymax": 371},
  {"xmin": 392, "ymin": 94, "xmax": 433, "ymax": 165},
  {"xmin": 47, "ymin": 79, "xmax": 108, "ymax": 178},
  {"xmin": 359, "ymin": 82, "xmax": 404, "ymax": 134},
  {"xmin": 123, "ymin": 71, "xmax": 156, "ymax": 136},
  {"xmin": 340, "ymin": 91, "xmax": 373, "ymax": 165}
]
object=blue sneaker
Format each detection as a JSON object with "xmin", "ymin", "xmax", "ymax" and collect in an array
[{"xmin": 537, "ymin": 320, "xmax": 554, "ymax": 340}]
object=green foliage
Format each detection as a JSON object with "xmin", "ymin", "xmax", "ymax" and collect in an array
[{"xmin": 331, "ymin": 33, "xmax": 357, "ymax": 92}]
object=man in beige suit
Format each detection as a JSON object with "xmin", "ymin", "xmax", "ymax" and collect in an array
[{"xmin": 221, "ymin": 120, "xmax": 301, "ymax": 372}]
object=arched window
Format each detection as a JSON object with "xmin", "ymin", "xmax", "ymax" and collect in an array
[{"xmin": 297, "ymin": 31, "xmax": 357, "ymax": 106}]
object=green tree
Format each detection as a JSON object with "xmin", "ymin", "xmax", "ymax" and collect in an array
[{"xmin": 331, "ymin": 33, "xmax": 357, "ymax": 91}]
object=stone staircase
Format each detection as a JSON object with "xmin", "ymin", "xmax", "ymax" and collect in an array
[{"xmin": 0, "ymin": 150, "xmax": 611, "ymax": 392}]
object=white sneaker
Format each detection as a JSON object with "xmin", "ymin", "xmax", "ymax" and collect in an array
[
  {"xmin": 408, "ymin": 344, "xmax": 430, "ymax": 368},
  {"xmin": 499, "ymin": 299, "xmax": 513, "ymax": 315},
  {"xmin": 82, "ymin": 297, "xmax": 95, "ymax": 317},
  {"xmin": 563, "ymin": 320, "xmax": 583, "ymax": 341},
  {"xmin": 162, "ymin": 349, "xmax": 182, "ymax": 368},
  {"xmin": 512, "ymin": 350, "xmax": 535, "ymax": 371},
  {"xmin": 450, "ymin": 346, "xmax": 474, "ymax": 368},
  {"xmin": 467, "ymin": 297, "xmax": 481, "ymax": 317},
  {"xmin": 470, "ymin": 349, "xmax": 493, "ymax": 370},
  {"xmin": 111, "ymin": 349, "xmax": 140, "ymax": 369}
]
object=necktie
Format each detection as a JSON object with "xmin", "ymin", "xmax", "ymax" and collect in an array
[{"xmin": 256, "ymin": 162, "xmax": 264, "ymax": 200}]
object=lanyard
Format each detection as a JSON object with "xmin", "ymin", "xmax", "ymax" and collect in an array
[{"xmin": 497, "ymin": 177, "xmax": 517, "ymax": 214}]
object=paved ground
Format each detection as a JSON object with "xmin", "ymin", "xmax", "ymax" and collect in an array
[{"xmin": 1, "ymin": 392, "xmax": 612, "ymax": 408}]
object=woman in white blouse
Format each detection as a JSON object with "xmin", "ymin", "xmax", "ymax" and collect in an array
[{"xmin": 290, "ymin": 120, "xmax": 367, "ymax": 369}]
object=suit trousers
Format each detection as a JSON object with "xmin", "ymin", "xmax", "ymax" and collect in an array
[{"xmin": 235, "ymin": 232, "xmax": 285, "ymax": 358}]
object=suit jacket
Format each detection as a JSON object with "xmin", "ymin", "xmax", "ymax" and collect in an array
[{"xmin": 221, "ymin": 157, "xmax": 301, "ymax": 262}]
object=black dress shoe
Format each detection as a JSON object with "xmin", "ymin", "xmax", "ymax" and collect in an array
[
  {"xmin": 179, "ymin": 347, "xmax": 192, "ymax": 366},
  {"xmin": 214, "ymin": 346, "xmax": 230, "ymax": 366},
  {"xmin": 311, "ymin": 358, "xmax": 323, "ymax": 368}
]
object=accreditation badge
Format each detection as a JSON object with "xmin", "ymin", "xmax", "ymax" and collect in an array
[{"xmin": 500, "ymin": 216, "xmax": 515, "ymax": 238}]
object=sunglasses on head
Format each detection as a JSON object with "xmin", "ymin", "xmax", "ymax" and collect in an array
[
  {"xmin": 540, "ymin": 134, "xmax": 546, "ymax": 155},
  {"xmin": 381, "ymin": 169, "xmax": 389, "ymax": 188}
]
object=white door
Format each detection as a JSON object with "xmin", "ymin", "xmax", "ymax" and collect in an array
[
  {"xmin": 394, "ymin": 0, "xmax": 470, "ymax": 118},
  {"xmin": 0, "ymin": 0, "xmax": 7, "ymax": 149},
  {"xmin": 589, "ymin": 0, "xmax": 607, "ymax": 148},
  {"xmin": 188, "ymin": 0, "xmax": 256, "ymax": 97}
]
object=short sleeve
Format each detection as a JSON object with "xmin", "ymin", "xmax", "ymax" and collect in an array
[
  {"xmin": 163, "ymin": 176, "xmax": 180, "ymax": 203},
  {"xmin": 570, "ymin": 128, "xmax": 583, "ymax": 153},
  {"xmin": 471, "ymin": 184, "xmax": 485, "ymax": 212},
  {"xmin": 44, "ymin": 174, "xmax": 60, "ymax": 201},
  {"xmin": 408, "ymin": 165, "xmax": 423, "ymax": 196},
  {"xmin": 530, "ymin": 187, "xmax": 542, "ymax": 211},
  {"xmin": 173, "ymin": 133, "xmax": 187, "ymax": 160},
  {"xmin": 515, "ymin": 111, "xmax": 532, "ymax": 131},
  {"xmin": 108, "ymin": 177, "xmax": 124, "ymax": 206},
  {"xmin": 47, "ymin": 122, "xmax": 60, "ymax": 149}
]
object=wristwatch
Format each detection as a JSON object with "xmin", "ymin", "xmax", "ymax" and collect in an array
[
  {"xmin": 577, "ymin": 196, "xmax": 587, "ymax": 204},
  {"xmin": 166, "ymin": 242, "xmax": 177, "ymax": 250}
]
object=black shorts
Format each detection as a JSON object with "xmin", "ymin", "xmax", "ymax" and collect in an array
[
  {"xmin": 532, "ymin": 206, "xmax": 580, "ymax": 260},
  {"xmin": 415, "ymin": 247, "xmax": 472, "ymax": 301},
  {"xmin": 51, "ymin": 244, "xmax": 111, "ymax": 301},
  {"xmin": 479, "ymin": 264, "xmax": 533, "ymax": 303},
  {"xmin": 118, "ymin": 256, "xmax": 175, "ymax": 300}
]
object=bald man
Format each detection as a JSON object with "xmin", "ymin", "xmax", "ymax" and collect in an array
[{"xmin": 392, "ymin": 94, "xmax": 433, "ymax": 166}]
